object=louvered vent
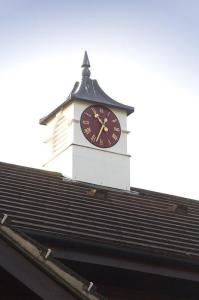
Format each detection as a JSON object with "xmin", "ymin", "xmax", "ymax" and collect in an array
[{"xmin": 52, "ymin": 112, "xmax": 68, "ymax": 156}]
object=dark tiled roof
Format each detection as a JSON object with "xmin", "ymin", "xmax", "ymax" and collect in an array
[{"xmin": 0, "ymin": 161, "xmax": 199, "ymax": 262}]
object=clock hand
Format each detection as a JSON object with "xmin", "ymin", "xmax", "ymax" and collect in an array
[
  {"xmin": 96, "ymin": 124, "xmax": 105, "ymax": 142},
  {"xmin": 96, "ymin": 118, "xmax": 109, "ymax": 142},
  {"xmin": 95, "ymin": 114, "xmax": 108, "ymax": 131},
  {"xmin": 94, "ymin": 113, "xmax": 103, "ymax": 125},
  {"xmin": 103, "ymin": 117, "xmax": 108, "ymax": 132}
]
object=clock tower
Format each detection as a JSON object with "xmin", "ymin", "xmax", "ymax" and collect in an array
[{"xmin": 40, "ymin": 52, "xmax": 134, "ymax": 190}]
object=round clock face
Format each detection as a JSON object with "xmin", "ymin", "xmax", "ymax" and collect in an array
[{"xmin": 80, "ymin": 105, "xmax": 121, "ymax": 148}]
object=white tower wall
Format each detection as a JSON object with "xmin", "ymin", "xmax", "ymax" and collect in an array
[{"xmin": 43, "ymin": 100, "xmax": 131, "ymax": 190}]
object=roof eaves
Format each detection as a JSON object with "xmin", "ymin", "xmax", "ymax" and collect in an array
[{"xmin": 0, "ymin": 215, "xmax": 106, "ymax": 300}]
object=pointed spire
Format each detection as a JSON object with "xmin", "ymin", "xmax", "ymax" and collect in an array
[
  {"xmin": 82, "ymin": 51, "xmax": 90, "ymax": 68},
  {"xmin": 82, "ymin": 51, "xmax": 91, "ymax": 78}
]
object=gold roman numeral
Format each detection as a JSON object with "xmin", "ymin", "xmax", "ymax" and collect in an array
[
  {"xmin": 82, "ymin": 120, "xmax": 89, "ymax": 125},
  {"xmin": 100, "ymin": 138, "xmax": 104, "ymax": 146},
  {"xmin": 84, "ymin": 127, "xmax": 91, "ymax": 135},
  {"xmin": 112, "ymin": 133, "xmax": 118, "ymax": 141},
  {"xmin": 84, "ymin": 112, "xmax": 91, "ymax": 117},
  {"xmin": 91, "ymin": 134, "xmax": 96, "ymax": 142},
  {"xmin": 107, "ymin": 138, "xmax": 112, "ymax": 146},
  {"xmin": 99, "ymin": 108, "xmax": 104, "ymax": 114},
  {"xmin": 114, "ymin": 127, "xmax": 120, "ymax": 132},
  {"xmin": 112, "ymin": 119, "xmax": 117, "ymax": 123},
  {"xmin": 91, "ymin": 107, "xmax": 97, "ymax": 114}
]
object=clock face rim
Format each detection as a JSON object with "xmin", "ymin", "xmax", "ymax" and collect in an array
[{"xmin": 80, "ymin": 104, "xmax": 121, "ymax": 149}]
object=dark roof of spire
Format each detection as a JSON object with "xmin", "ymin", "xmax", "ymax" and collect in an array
[{"xmin": 40, "ymin": 52, "xmax": 134, "ymax": 125}]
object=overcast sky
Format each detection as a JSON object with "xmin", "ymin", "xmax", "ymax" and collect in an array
[{"xmin": 1, "ymin": 0, "xmax": 199, "ymax": 199}]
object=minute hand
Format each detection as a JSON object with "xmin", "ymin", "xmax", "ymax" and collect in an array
[
  {"xmin": 96, "ymin": 124, "xmax": 105, "ymax": 142},
  {"xmin": 96, "ymin": 117, "xmax": 108, "ymax": 142}
]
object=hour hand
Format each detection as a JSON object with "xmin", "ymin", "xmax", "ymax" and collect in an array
[{"xmin": 94, "ymin": 114, "xmax": 103, "ymax": 125}]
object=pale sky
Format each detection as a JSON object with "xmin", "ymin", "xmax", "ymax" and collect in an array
[{"xmin": 0, "ymin": 0, "xmax": 199, "ymax": 199}]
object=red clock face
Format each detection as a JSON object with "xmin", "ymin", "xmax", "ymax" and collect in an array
[{"xmin": 80, "ymin": 105, "xmax": 121, "ymax": 148}]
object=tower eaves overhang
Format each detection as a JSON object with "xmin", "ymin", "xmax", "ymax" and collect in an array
[
  {"xmin": 40, "ymin": 52, "xmax": 134, "ymax": 125},
  {"xmin": 40, "ymin": 79, "xmax": 134, "ymax": 125}
]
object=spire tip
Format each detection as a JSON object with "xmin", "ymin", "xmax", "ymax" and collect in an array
[
  {"xmin": 81, "ymin": 51, "xmax": 91, "ymax": 77},
  {"xmin": 82, "ymin": 51, "xmax": 90, "ymax": 68}
]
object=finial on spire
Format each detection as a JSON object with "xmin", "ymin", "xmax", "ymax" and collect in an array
[
  {"xmin": 82, "ymin": 51, "xmax": 91, "ymax": 77},
  {"xmin": 82, "ymin": 51, "xmax": 90, "ymax": 68}
]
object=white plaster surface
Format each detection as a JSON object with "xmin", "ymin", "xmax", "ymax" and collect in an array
[
  {"xmin": 72, "ymin": 144, "xmax": 130, "ymax": 190},
  {"xmin": 43, "ymin": 100, "xmax": 131, "ymax": 190}
]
